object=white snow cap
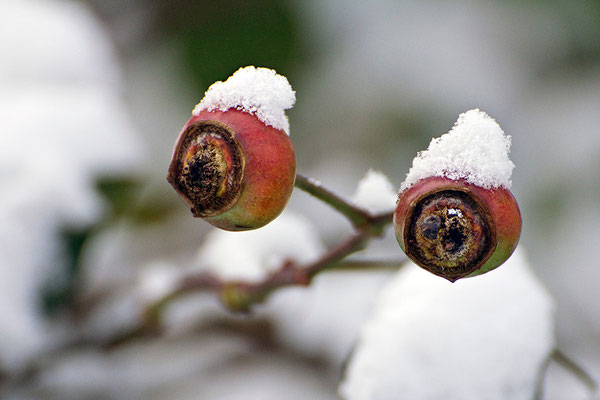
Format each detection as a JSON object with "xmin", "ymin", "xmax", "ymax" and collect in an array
[
  {"xmin": 195, "ymin": 212, "xmax": 323, "ymax": 283},
  {"xmin": 339, "ymin": 249, "xmax": 555, "ymax": 400},
  {"xmin": 192, "ymin": 66, "xmax": 296, "ymax": 135},
  {"xmin": 400, "ymin": 109, "xmax": 514, "ymax": 191},
  {"xmin": 351, "ymin": 169, "xmax": 397, "ymax": 214}
]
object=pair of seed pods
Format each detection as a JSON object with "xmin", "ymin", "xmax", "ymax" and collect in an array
[{"xmin": 167, "ymin": 110, "xmax": 521, "ymax": 281}]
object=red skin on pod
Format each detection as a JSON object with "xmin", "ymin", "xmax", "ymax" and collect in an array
[
  {"xmin": 394, "ymin": 176, "xmax": 522, "ymax": 278},
  {"xmin": 178, "ymin": 109, "xmax": 296, "ymax": 231}
]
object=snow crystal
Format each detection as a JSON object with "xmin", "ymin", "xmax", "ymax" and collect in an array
[
  {"xmin": 351, "ymin": 169, "xmax": 397, "ymax": 214},
  {"xmin": 192, "ymin": 66, "xmax": 296, "ymax": 135},
  {"xmin": 400, "ymin": 109, "xmax": 514, "ymax": 191},
  {"xmin": 307, "ymin": 177, "xmax": 322, "ymax": 187},
  {"xmin": 339, "ymin": 249, "xmax": 555, "ymax": 400},
  {"xmin": 195, "ymin": 212, "xmax": 324, "ymax": 283}
]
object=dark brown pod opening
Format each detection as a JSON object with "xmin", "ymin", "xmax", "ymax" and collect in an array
[
  {"xmin": 404, "ymin": 188, "xmax": 497, "ymax": 282},
  {"xmin": 167, "ymin": 120, "xmax": 245, "ymax": 218}
]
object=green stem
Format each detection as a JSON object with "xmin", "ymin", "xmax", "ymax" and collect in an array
[
  {"xmin": 552, "ymin": 349, "xmax": 598, "ymax": 394},
  {"xmin": 145, "ymin": 174, "xmax": 397, "ymax": 316},
  {"xmin": 327, "ymin": 260, "xmax": 405, "ymax": 272},
  {"xmin": 294, "ymin": 174, "xmax": 372, "ymax": 229}
]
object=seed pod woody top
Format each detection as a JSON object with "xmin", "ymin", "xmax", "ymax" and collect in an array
[
  {"xmin": 167, "ymin": 66, "xmax": 296, "ymax": 231},
  {"xmin": 394, "ymin": 109, "xmax": 521, "ymax": 281}
]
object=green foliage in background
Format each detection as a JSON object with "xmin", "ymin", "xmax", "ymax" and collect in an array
[{"xmin": 155, "ymin": 0, "xmax": 303, "ymax": 91}]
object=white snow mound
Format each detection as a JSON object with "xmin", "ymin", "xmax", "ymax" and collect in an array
[
  {"xmin": 339, "ymin": 249, "xmax": 555, "ymax": 400},
  {"xmin": 351, "ymin": 169, "xmax": 397, "ymax": 214},
  {"xmin": 401, "ymin": 109, "xmax": 514, "ymax": 191},
  {"xmin": 193, "ymin": 66, "xmax": 296, "ymax": 135}
]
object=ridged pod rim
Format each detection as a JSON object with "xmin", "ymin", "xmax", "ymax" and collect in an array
[{"xmin": 167, "ymin": 120, "xmax": 245, "ymax": 217}]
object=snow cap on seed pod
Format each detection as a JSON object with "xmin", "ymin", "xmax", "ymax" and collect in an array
[
  {"xmin": 400, "ymin": 109, "xmax": 514, "ymax": 191},
  {"xmin": 394, "ymin": 109, "xmax": 521, "ymax": 282},
  {"xmin": 193, "ymin": 65, "xmax": 296, "ymax": 135},
  {"xmin": 167, "ymin": 66, "xmax": 297, "ymax": 231}
]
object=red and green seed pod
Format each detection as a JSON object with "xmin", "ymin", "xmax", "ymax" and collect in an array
[
  {"xmin": 167, "ymin": 108, "xmax": 296, "ymax": 231},
  {"xmin": 393, "ymin": 176, "xmax": 521, "ymax": 282}
]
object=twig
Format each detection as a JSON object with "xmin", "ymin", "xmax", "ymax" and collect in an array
[
  {"xmin": 141, "ymin": 174, "xmax": 396, "ymax": 317},
  {"xmin": 146, "ymin": 231, "xmax": 374, "ymax": 316},
  {"xmin": 62, "ymin": 173, "xmax": 398, "ymax": 352},
  {"xmin": 294, "ymin": 174, "xmax": 393, "ymax": 235},
  {"xmin": 326, "ymin": 260, "xmax": 404, "ymax": 272},
  {"xmin": 535, "ymin": 348, "xmax": 599, "ymax": 400},
  {"xmin": 552, "ymin": 349, "xmax": 598, "ymax": 395}
]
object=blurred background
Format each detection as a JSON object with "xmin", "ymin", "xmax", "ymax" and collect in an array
[{"xmin": 1, "ymin": 0, "xmax": 600, "ymax": 398}]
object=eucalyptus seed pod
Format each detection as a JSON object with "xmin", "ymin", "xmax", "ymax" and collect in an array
[
  {"xmin": 394, "ymin": 176, "xmax": 521, "ymax": 282},
  {"xmin": 167, "ymin": 109, "xmax": 296, "ymax": 231}
]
